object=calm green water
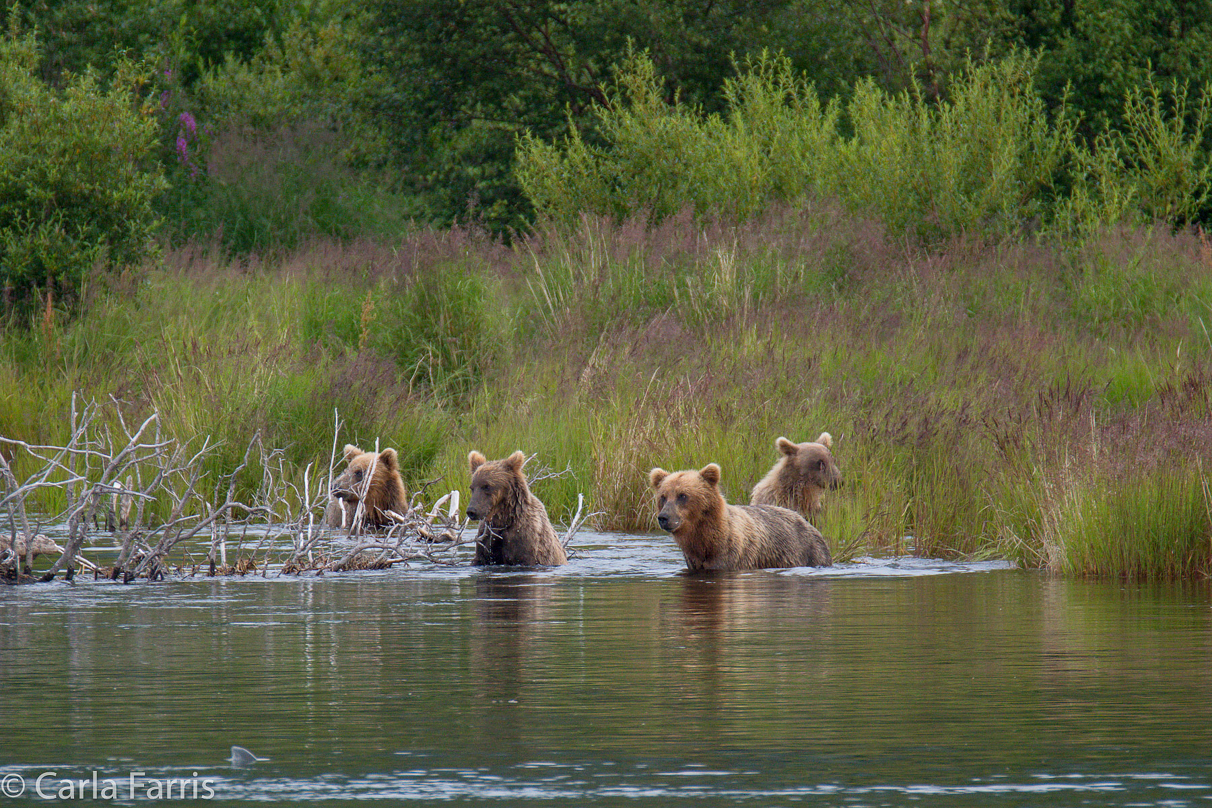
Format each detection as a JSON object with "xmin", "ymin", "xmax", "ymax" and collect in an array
[{"xmin": 2, "ymin": 532, "xmax": 1211, "ymax": 806}]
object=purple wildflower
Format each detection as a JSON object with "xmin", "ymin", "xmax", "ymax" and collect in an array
[{"xmin": 179, "ymin": 111, "xmax": 196, "ymax": 137}]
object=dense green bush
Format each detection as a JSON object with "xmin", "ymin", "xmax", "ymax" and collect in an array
[
  {"xmin": 1059, "ymin": 79, "xmax": 1212, "ymax": 235},
  {"xmin": 519, "ymin": 52, "xmax": 1212, "ymax": 243},
  {"xmin": 518, "ymin": 52, "xmax": 1071, "ymax": 242},
  {"xmin": 155, "ymin": 8, "xmax": 414, "ymax": 254},
  {"xmin": 16, "ymin": 0, "xmax": 1212, "ymax": 238},
  {"xmin": 361, "ymin": 0, "xmax": 842, "ymax": 234},
  {"xmin": 0, "ymin": 24, "xmax": 164, "ymax": 313}
]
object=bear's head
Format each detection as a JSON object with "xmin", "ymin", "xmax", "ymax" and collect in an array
[
  {"xmin": 466, "ymin": 450, "xmax": 527, "ymax": 523},
  {"xmin": 331, "ymin": 444, "xmax": 401, "ymax": 510},
  {"xmin": 776, "ymin": 432, "xmax": 842, "ymax": 492},
  {"xmin": 648, "ymin": 463, "xmax": 725, "ymax": 535}
]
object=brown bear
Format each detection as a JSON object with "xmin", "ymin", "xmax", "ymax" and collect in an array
[
  {"xmin": 750, "ymin": 432, "xmax": 842, "ymax": 516},
  {"xmin": 466, "ymin": 450, "xmax": 567, "ymax": 567},
  {"xmin": 0, "ymin": 533, "xmax": 66, "ymax": 562},
  {"xmin": 324, "ymin": 444, "xmax": 409, "ymax": 529},
  {"xmin": 650, "ymin": 463, "xmax": 832, "ymax": 571}
]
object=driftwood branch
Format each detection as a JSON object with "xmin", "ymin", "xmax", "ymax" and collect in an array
[{"xmin": 1, "ymin": 398, "xmax": 589, "ymax": 582}]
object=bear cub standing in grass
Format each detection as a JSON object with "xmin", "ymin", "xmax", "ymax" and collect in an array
[
  {"xmin": 466, "ymin": 450, "xmax": 567, "ymax": 567},
  {"xmin": 750, "ymin": 432, "xmax": 842, "ymax": 517},
  {"xmin": 325, "ymin": 444, "xmax": 409, "ymax": 529},
  {"xmin": 650, "ymin": 463, "xmax": 832, "ymax": 571}
]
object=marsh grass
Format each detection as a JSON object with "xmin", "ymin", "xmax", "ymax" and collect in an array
[
  {"xmin": 1040, "ymin": 463, "xmax": 1212, "ymax": 579},
  {"xmin": 5, "ymin": 209, "xmax": 1212, "ymax": 576}
]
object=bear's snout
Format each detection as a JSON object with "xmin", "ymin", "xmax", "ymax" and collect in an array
[
  {"xmin": 656, "ymin": 507, "xmax": 681, "ymax": 533},
  {"xmin": 466, "ymin": 506, "xmax": 481, "ymax": 521}
]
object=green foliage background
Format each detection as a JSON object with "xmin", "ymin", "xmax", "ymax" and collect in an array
[
  {"xmin": 10, "ymin": 0, "xmax": 1212, "ymax": 245},
  {"xmin": 7, "ymin": 0, "xmax": 1212, "ymax": 578},
  {"xmin": 0, "ymin": 20, "xmax": 164, "ymax": 311}
]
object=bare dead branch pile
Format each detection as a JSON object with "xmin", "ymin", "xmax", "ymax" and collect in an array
[
  {"xmin": 1, "ymin": 399, "xmax": 592, "ymax": 583},
  {"xmin": 0, "ymin": 399, "xmax": 469, "ymax": 583}
]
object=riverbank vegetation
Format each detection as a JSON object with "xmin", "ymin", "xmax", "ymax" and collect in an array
[
  {"xmin": 4, "ymin": 1, "xmax": 1212, "ymax": 579},
  {"xmin": 6, "ymin": 214, "xmax": 1212, "ymax": 578}
]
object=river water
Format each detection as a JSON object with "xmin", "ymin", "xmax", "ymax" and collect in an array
[{"xmin": 2, "ymin": 531, "xmax": 1211, "ymax": 806}]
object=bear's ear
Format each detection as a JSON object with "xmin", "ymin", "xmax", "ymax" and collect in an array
[
  {"xmin": 776, "ymin": 437, "xmax": 798, "ymax": 457},
  {"xmin": 505, "ymin": 450, "xmax": 527, "ymax": 472},
  {"xmin": 342, "ymin": 444, "xmax": 363, "ymax": 462},
  {"xmin": 468, "ymin": 450, "xmax": 487, "ymax": 474},
  {"xmin": 815, "ymin": 432, "xmax": 833, "ymax": 449},
  {"xmin": 649, "ymin": 468, "xmax": 669, "ymax": 490},
  {"xmin": 700, "ymin": 463, "xmax": 721, "ymax": 487},
  {"xmin": 378, "ymin": 447, "xmax": 398, "ymax": 469}
]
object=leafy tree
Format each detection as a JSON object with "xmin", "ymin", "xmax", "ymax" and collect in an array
[
  {"xmin": 0, "ymin": 22, "xmax": 165, "ymax": 313},
  {"xmin": 25, "ymin": 0, "xmax": 285, "ymax": 86},
  {"xmin": 1000, "ymin": 0, "xmax": 1212, "ymax": 134},
  {"xmin": 361, "ymin": 0, "xmax": 830, "ymax": 233}
]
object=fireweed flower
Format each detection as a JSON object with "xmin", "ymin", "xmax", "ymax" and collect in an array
[{"xmin": 175, "ymin": 119, "xmax": 201, "ymax": 180}]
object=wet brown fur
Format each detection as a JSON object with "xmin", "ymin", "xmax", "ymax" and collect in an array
[
  {"xmin": 0, "ymin": 533, "xmax": 64, "ymax": 560},
  {"xmin": 651, "ymin": 463, "xmax": 832, "ymax": 571},
  {"xmin": 324, "ymin": 444, "xmax": 409, "ymax": 529},
  {"xmin": 467, "ymin": 450, "xmax": 566, "ymax": 567},
  {"xmin": 750, "ymin": 432, "xmax": 842, "ymax": 516}
]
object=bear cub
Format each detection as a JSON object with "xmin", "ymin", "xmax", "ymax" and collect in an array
[
  {"xmin": 750, "ymin": 432, "xmax": 842, "ymax": 516},
  {"xmin": 650, "ymin": 462, "xmax": 832, "ymax": 571},
  {"xmin": 466, "ymin": 450, "xmax": 567, "ymax": 567},
  {"xmin": 324, "ymin": 444, "xmax": 409, "ymax": 529}
]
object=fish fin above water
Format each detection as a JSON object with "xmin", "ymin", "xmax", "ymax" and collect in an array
[{"xmin": 229, "ymin": 745, "xmax": 269, "ymax": 766}]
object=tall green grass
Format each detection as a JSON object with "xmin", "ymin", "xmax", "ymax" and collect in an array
[
  {"xmin": 4, "ymin": 213, "xmax": 1212, "ymax": 577},
  {"xmin": 1039, "ymin": 464, "xmax": 1212, "ymax": 579},
  {"xmin": 161, "ymin": 125, "xmax": 415, "ymax": 256}
]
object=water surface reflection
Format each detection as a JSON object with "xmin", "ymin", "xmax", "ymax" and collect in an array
[{"xmin": 1, "ymin": 532, "xmax": 1210, "ymax": 806}]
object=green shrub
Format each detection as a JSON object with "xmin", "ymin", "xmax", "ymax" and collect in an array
[
  {"xmin": 517, "ymin": 52, "xmax": 1072, "ymax": 243},
  {"xmin": 1058, "ymin": 78, "xmax": 1212, "ymax": 236},
  {"xmin": 832, "ymin": 54, "xmax": 1072, "ymax": 243},
  {"xmin": 519, "ymin": 50, "xmax": 1212, "ymax": 243},
  {"xmin": 0, "ymin": 23, "xmax": 165, "ymax": 313}
]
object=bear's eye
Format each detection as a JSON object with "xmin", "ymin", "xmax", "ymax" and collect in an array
[
  {"xmin": 676, "ymin": 493, "xmax": 688, "ymax": 505},
  {"xmin": 353, "ymin": 470, "xmax": 364, "ymax": 481},
  {"xmin": 480, "ymin": 484, "xmax": 491, "ymax": 493}
]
